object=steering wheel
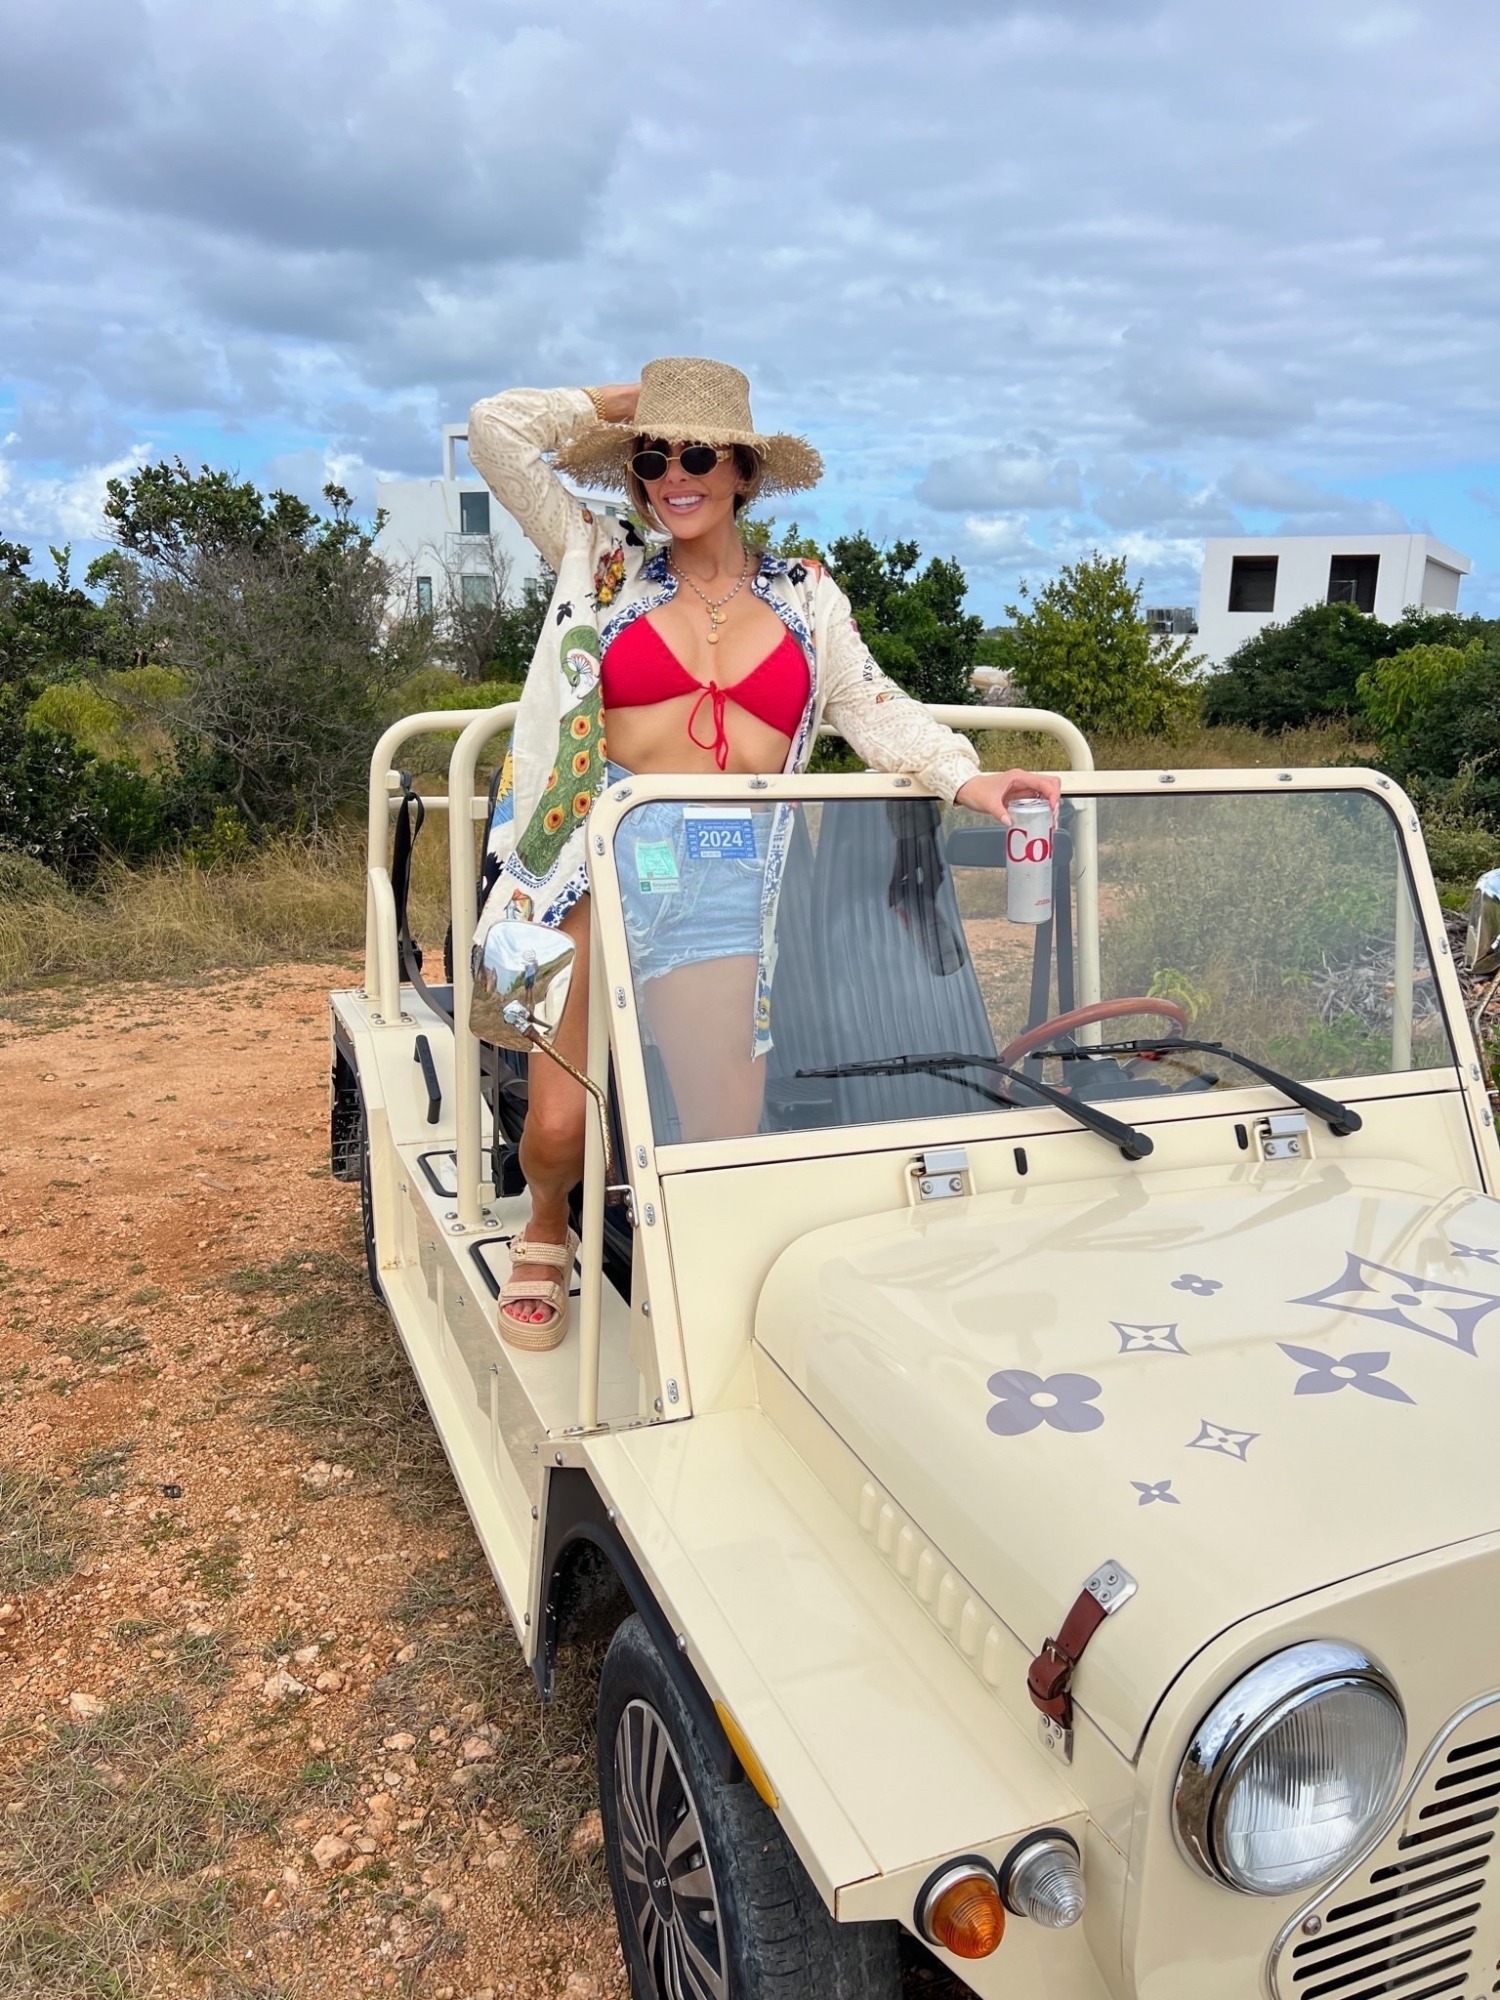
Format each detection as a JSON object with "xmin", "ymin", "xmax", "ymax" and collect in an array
[{"xmin": 998, "ymin": 997, "xmax": 1191, "ymax": 1068}]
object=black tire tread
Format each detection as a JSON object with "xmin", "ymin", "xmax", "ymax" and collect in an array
[{"xmin": 597, "ymin": 1614, "xmax": 899, "ymax": 2000}]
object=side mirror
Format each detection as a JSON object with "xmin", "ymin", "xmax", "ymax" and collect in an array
[
  {"xmin": 470, "ymin": 919, "xmax": 575, "ymax": 1050},
  {"xmin": 468, "ymin": 916, "xmax": 616, "ymax": 1183},
  {"xmin": 1466, "ymin": 869, "xmax": 1500, "ymax": 977}
]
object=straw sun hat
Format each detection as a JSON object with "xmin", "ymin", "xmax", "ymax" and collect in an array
[{"xmin": 554, "ymin": 356, "xmax": 823, "ymax": 497}]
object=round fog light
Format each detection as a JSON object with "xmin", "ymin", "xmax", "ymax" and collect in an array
[
  {"xmin": 916, "ymin": 1858, "xmax": 1006, "ymax": 1959},
  {"xmin": 1000, "ymin": 1831, "xmax": 1086, "ymax": 1929}
]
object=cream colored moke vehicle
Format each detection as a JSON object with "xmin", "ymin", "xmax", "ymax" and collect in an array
[{"xmin": 330, "ymin": 694, "xmax": 1500, "ymax": 2000}]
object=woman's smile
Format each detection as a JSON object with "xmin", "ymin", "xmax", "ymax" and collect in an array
[{"xmin": 660, "ymin": 491, "xmax": 707, "ymax": 515}]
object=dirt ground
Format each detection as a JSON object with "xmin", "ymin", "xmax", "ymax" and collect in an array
[
  {"xmin": 0, "ymin": 965, "xmax": 626, "ymax": 2000},
  {"xmin": 0, "ymin": 966, "xmax": 967, "ymax": 2000}
]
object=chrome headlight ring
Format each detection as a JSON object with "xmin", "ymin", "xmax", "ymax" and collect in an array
[{"xmin": 1173, "ymin": 1641, "xmax": 1406, "ymax": 1896}]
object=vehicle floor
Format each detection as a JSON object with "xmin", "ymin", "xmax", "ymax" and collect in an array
[{"xmin": 0, "ymin": 966, "xmax": 970, "ymax": 2000}]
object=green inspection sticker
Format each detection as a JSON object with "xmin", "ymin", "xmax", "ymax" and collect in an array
[{"xmin": 634, "ymin": 839, "xmax": 681, "ymax": 895}]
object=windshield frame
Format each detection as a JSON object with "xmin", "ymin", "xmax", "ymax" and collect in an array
[{"xmin": 583, "ymin": 764, "xmax": 1479, "ymax": 1172}]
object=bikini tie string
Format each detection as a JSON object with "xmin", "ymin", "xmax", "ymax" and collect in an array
[{"xmin": 687, "ymin": 682, "xmax": 731, "ymax": 770}]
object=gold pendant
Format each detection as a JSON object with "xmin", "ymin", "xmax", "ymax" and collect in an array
[{"xmin": 708, "ymin": 610, "xmax": 722, "ymax": 645}]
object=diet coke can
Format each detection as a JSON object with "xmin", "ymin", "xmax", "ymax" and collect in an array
[{"xmin": 1005, "ymin": 796, "xmax": 1054, "ymax": 925}]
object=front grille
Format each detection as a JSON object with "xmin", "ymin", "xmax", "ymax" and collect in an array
[{"xmin": 1272, "ymin": 1695, "xmax": 1500, "ymax": 2000}]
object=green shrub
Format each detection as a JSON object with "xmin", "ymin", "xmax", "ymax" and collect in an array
[
  {"xmin": 1387, "ymin": 638, "xmax": 1500, "ymax": 817},
  {"xmin": 1359, "ymin": 641, "xmax": 1481, "ymax": 757},
  {"xmin": 1005, "ymin": 553, "xmax": 1200, "ymax": 736}
]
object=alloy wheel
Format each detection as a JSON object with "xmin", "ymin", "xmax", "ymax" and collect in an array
[{"xmin": 613, "ymin": 1696, "xmax": 727, "ymax": 1999}]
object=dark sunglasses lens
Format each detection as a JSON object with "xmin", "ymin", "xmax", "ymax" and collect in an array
[
  {"xmin": 631, "ymin": 450, "xmax": 669, "ymax": 481},
  {"xmin": 679, "ymin": 445, "xmax": 720, "ymax": 474}
]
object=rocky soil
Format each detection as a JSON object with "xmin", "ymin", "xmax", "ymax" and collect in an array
[{"xmin": 0, "ymin": 966, "xmax": 624, "ymax": 2000}]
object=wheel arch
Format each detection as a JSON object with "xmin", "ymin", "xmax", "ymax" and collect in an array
[{"xmin": 536, "ymin": 1467, "xmax": 741, "ymax": 1783}]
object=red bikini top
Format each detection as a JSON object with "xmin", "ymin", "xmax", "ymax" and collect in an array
[{"xmin": 600, "ymin": 617, "xmax": 810, "ymax": 770}]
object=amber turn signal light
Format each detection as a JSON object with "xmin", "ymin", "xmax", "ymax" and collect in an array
[{"xmin": 916, "ymin": 1859, "xmax": 1007, "ymax": 1959}]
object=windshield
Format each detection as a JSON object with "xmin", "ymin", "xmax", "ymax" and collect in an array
[{"xmin": 608, "ymin": 786, "xmax": 1453, "ymax": 1145}]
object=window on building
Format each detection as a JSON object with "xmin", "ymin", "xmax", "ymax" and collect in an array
[
  {"xmin": 459, "ymin": 490, "xmax": 491, "ymax": 537},
  {"xmin": 1228, "ymin": 555, "xmax": 1278, "ymax": 613},
  {"xmin": 1327, "ymin": 554, "xmax": 1379, "ymax": 614},
  {"xmin": 415, "ymin": 576, "xmax": 433, "ymax": 616},
  {"xmin": 460, "ymin": 573, "xmax": 495, "ymax": 610}
]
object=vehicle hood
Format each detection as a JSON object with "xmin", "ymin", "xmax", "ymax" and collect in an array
[{"xmin": 754, "ymin": 1156, "xmax": 1500, "ymax": 1755}]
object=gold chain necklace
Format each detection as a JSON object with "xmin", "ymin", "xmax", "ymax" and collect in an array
[{"xmin": 668, "ymin": 546, "xmax": 752, "ymax": 645}]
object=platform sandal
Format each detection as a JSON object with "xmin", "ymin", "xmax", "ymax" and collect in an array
[{"xmin": 497, "ymin": 1230, "xmax": 580, "ymax": 1352}]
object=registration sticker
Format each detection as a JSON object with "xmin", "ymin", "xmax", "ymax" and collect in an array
[
  {"xmin": 634, "ymin": 839, "xmax": 680, "ymax": 895},
  {"xmin": 683, "ymin": 807, "xmax": 758, "ymax": 862}
]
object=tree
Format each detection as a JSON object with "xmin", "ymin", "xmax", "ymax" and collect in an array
[
  {"xmin": 103, "ymin": 463, "xmax": 423, "ymax": 832},
  {"xmin": 1005, "ymin": 552, "xmax": 1199, "ymax": 735},
  {"xmin": 1381, "ymin": 632, "xmax": 1500, "ymax": 821},
  {"xmin": 826, "ymin": 532, "xmax": 982, "ymax": 707}
]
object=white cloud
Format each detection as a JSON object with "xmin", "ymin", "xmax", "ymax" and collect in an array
[{"xmin": 1, "ymin": 0, "xmax": 1498, "ymax": 614}]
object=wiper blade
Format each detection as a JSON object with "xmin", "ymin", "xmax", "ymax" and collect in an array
[
  {"xmin": 795, "ymin": 1051, "xmax": 1154, "ymax": 1160},
  {"xmin": 1051, "ymin": 1038, "xmax": 1362, "ymax": 1137}
]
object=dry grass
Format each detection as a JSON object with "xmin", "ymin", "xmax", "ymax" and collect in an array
[
  {"xmin": 232, "ymin": 1238, "xmax": 455, "ymax": 1518},
  {"xmin": 0, "ymin": 1694, "xmax": 277, "ymax": 2000},
  {"xmin": 0, "ymin": 1464, "xmax": 88, "ymax": 1596},
  {"xmin": 1, "ymin": 718, "xmax": 1375, "ymax": 995},
  {"xmin": 977, "ymin": 713, "xmax": 1370, "ymax": 772}
]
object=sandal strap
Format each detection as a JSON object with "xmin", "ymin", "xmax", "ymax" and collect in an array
[
  {"xmin": 500, "ymin": 1271, "xmax": 566, "ymax": 1310},
  {"xmin": 507, "ymin": 1233, "xmax": 577, "ymax": 1272}
]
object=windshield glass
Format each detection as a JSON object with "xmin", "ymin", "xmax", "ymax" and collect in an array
[{"xmin": 608, "ymin": 787, "xmax": 1453, "ymax": 1145}]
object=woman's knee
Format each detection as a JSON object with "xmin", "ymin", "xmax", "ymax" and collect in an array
[{"xmin": 520, "ymin": 1079, "xmax": 587, "ymax": 1170}]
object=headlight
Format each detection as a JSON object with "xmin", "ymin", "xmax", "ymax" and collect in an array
[{"xmin": 1173, "ymin": 1641, "xmax": 1405, "ymax": 1896}]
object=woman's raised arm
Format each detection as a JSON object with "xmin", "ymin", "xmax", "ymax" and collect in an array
[{"xmin": 465, "ymin": 385, "xmax": 637, "ymax": 572}]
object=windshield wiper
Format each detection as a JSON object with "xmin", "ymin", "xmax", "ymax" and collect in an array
[
  {"xmin": 795, "ymin": 1051, "xmax": 1154, "ymax": 1160},
  {"xmin": 1047, "ymin": 1039, "xmax": 1362, "ymax": 1137}
]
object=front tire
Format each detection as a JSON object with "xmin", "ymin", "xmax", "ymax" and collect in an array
[
  {"xmin": 358, "ymin": 1095, "xmax": 384, "ymax": 1304},
  {"xmin": 597, "ymin": 1615, "xmax": 899, "ymax": 2000}
]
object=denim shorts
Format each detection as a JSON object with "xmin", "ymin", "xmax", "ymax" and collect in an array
[{"xmin": 608, "ymin": 763, "xmax": 770, "ymax": 985}]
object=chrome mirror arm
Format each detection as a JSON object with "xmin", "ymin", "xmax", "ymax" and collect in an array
[{"xmin": 512, "ymin": 1020, "xmax": 616, "ymax": 1185}]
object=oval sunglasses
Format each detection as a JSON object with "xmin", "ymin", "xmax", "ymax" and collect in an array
[{"xmin": 629, "ymin": 442, "xmax": 732, "ymax": 481}]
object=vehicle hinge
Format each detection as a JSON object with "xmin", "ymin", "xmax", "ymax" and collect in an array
[
  {"xmin": 1257, "ymin": 1110, "xmax": 1309, "ymax": 1162},
  {"xmin": 910, "ymin": 1146, "xmax": 971, "ymax": 1203},
  {"xmin": 606, "ymin": 1184, "xmax": 638, "ymax": 1225}
]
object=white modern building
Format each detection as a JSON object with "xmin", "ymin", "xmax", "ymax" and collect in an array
[
  {"xmin": 374, "ymin": 424, "xmax": 538, "ymax": 616},
  {"xmin": 1194, "ymin": 534, "xmax": 1471, "ymax": 666}
]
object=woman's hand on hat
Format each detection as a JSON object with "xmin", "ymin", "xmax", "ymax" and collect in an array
[
  {"xmin": 954, "ymin": 768, "xmax": 1062, "ymax": 828},
  {"xmin": 588, "ymin": 383, "xmax": 639, "ymax": 424}
]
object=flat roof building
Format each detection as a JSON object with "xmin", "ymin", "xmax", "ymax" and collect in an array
[
  {"xmin": 1194, "ymin": 534, "xmax": 1470, "ymax": 666},
  {"xmin": 373, "ymin": 424, "xmax": 537, "ymax": 618}
]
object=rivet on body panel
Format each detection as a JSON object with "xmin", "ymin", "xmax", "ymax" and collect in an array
[
  {"xmin": 614, "ymin": 986, "xmax": 627, "ymax": 1008},
  {"xmin": 643, "ymin": 1203, "xmax": 657, "ymax": 1225},
  {"xmin": 666, "ymin": 1380, "xmax": 680, "ymax": 1404},
  {"xmin": 635, "ymin": 1145, "xmax": 648, "ymax": 1167},
  {"xmin": 593, "ymin": 834, "xmax": 605, "ymax": 854},
  {"xmin": 1158, "ymin": 773, "xmax": 1176, "ymax": 784},
  {"xmin": 676, "ymin": 1634, "xmax": 688, "ymax": 1652},
  {"xmin": 641, "ymin": 1301, "xmax": 651, "ymax": 1317}
]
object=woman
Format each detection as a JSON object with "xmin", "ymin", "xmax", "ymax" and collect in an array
[{"xmin": 466, "ymin": 358, "xmax": 1060, "ymax": 1346}]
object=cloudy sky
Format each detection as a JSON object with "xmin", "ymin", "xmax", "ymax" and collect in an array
[{"xmin": 3, "ymin": 0, "xmax": 1499, "ymax": 619}]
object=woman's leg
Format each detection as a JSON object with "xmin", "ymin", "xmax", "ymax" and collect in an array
[
  {"xmin": 504, "ymin": 896, "xmax": 592, "ymax": 1328},
  {"xmin": 642, "ymin": 953, "xmax": 765, "ymax": 1142}
]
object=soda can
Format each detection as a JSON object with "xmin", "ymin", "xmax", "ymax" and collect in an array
[{"xmin": 1005, "ymin": 796, "xmax": 1054, "ymax": 924}]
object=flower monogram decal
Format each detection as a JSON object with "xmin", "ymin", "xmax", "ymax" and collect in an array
[
  {"xmin": 986, "ymin": 1370, "xmax": 1104, "ymax": 1437},
  {"xmin": 1279, "ymin": 1345, "xmax": 1414, "ymax": 1404},
  {"xmin": 1114, "ymin": 1321, "xmax": 1188, "ymax": 1355},
  {"xmin": 1131, "ymin": 1479, "xmax": 1180, "ymax": 1507},
  {"xmin": 1186, "ymin": 1420, "xmax": 1258, "ymax": 1462},
  {"xmin": 1451, "ymin": 1243, "xmax": 1499, "ymax": 1265},
  {"xmin": 1172, "ymin": 1273, "xmax": 1222, "ymax": 1296},
  {"xmin": 1293, "ymin": 1253, "xmax": 1500, "ymax": 1355}
]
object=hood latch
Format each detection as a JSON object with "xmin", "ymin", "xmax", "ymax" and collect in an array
[{"xmin": 1028, "ymin": 1559, "xmax": 1137, "ymax": 1762}]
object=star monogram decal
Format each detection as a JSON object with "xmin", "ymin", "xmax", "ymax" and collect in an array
[
  {"xmin": 1187, "ymin": 1420, "xmax": 1258, "ymax": 1462},
  {"xmin": 1114, "ymin": 1321, "xmax": 1188, "ymax": 1355},
  {"xmin": 1293, "ymin": 1253, "xmax": 1500, "ymax": 1356}
]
